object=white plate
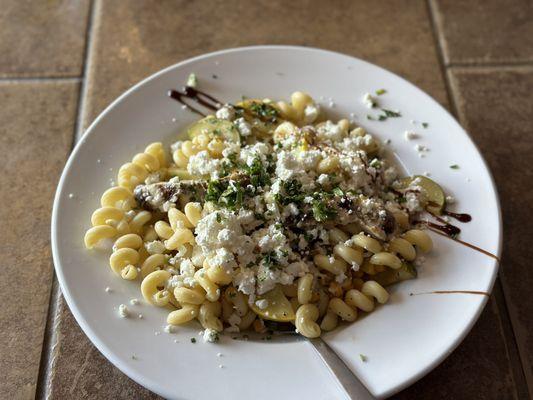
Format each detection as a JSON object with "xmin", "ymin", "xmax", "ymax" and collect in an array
[{"xmin": 52, "ymin": 46, "xmax": 502, "ymax": 399}]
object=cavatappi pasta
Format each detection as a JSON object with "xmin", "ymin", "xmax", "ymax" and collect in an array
[{"xmin": 84, "ymin": 89, "xmax": 443, "ymax": 340}]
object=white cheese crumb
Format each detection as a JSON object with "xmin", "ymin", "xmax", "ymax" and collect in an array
[
  {"xmin": 130, "ymin": 298, "xmax": 139, "ymax": 305},
  {"xmin": 163, "ymin": 325, "xmax": 175, "ymax": 334},
  {"xmin": 303, "ymin": 104, "xmax": 320, "ymax": 124},
  {"xmin": 446, "ymin": 195, "xmax": 455, "ymax": 204},
  {"xmin": 363, "ymin": 93, "xmax": 376, "ymax": 108},
  {"xmin": 144, "ymin": 240, "xmax": 166, "ymax": 255},
  {"xmin": 215, "ymin": 105, "xmax": 235, "ymax": 121},
  {"xmin": 138, "ymin": 314, "xmax": 143, "ymax": 319},
  {"xmin": 235, "ymin": 117, "xmax": 252, "ymax": 137},
  {"xmin": 68, "ymin": 193, "xmax": 74, "ymax": 199},
  {"xmin": 105, "ymin": 287, "xmax": 112, "ymax": 293},
  {"xmin": 154, "ymin": 331, "xmax": 161, "ymax": 336},
  {"xmin": 218, "ymin": 365, "xmax": 224, "ymax": 369},
  {"xmin": 203, "ymin": 329, "xmax": 220, "ymax": 343},
  {"xmin": 217, "ymin": 352, "xmax": 223, "ymax": 357},
  {"xmin": 118, "ymin": 304, "xmax": 129, "ymax": 318}
]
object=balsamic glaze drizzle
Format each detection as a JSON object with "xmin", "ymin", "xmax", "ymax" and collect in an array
[
  {"xmin": 410, "ymin": 290, "xmax": 489, "ymax": 297},
  {"xmin": 168, "ymin": 86, "xmax": 222, "ymax": 117}
]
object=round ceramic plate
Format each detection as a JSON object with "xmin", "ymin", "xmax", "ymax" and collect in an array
[{"xmin": 52, "ymin": 46, "xmax": 501, "ymax": 399}]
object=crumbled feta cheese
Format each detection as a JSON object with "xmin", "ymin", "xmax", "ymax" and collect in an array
[
  {"xmin": 105, "ymin": 287, "xmax": 112, "ymax": 293},
  {"xmin": 203, "ymin": 329, "xmax": 220, "ymax": 343},
  {"xmin": 164, "ymin": 325, "xmax": 175, "ymax": 334},
  {"xmin": 130, "ymin": 298, "xmax": 139, "ymax": 305},
  {"xmin": 187, "ymin": 150, "xmax": 221, "ymax": 178},
  {"xmin": 234, "ymin": 117, "xmax": 252, "ymax": 137},
  {"xmin": 215, "ymin": 105, "xmax": 235, "ymax": 121},
  {"xmin": 303, "ymin": 104, "xmax": 320, "ymax": 124},
  {"xmin": 446, "ymin": 195, "xmax": 455, "ymax": 204},
  {"xmin": 363, "ymin": 93, "xmax": 376, "ymax": 108},
  {"xmin": 145, "ymin": 240, "xmax": 166, "ymax": 255}
]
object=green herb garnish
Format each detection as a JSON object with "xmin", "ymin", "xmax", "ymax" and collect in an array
[
  {"xmin": 186, "ymin": 73, "xmax": 198, "ymax": 88},
  {"xmin": 450, "ymin": 164, "xmax": 460, "ymax": 169},
  {"xmin": 249, "ymin": 102, "xmax": 279, "ymax": 122},
  {"xmin": 381, "ymin": 108, "xmax": 401, "ymax": 118},
  {"xmin": 312, "ymin": 200, "xmax": 337, "ymax": 222},
  {"xmin": 359, "ymin": 354, "xmax": 367, "ymax": 362},
  {"xmin": 190, "ymin": 338, "xmax": 197, "ymax": 343},
  {"xmin": 375, "ymin": 89, "xmax": 386, "ymax": 95},
  {"xmin": 422, "ymin": 122, "xmax": 429, "ymax": 128},
  {"xmin": 332, "ymin": 187, "xmax": 344, "ymax": 197}
]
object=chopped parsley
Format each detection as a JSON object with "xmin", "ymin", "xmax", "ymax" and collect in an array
[
  {"xmin": 332, "ymin": 187, "xmax": 344, "ymax": 197},
  {"xmin": 249, "ymin": 102, "xmax": 279, "ymax": 122},
  {"xmin": 359, "ymin": 354, "xmax": 367, "ymax": 362},
  {"xmin": 206, "ymin": 179, "xmax": 244, "ymax": 209},
  {"xmin": 275, "ymin": 179, "xmax": 305, "ymax": 206},
  {"xmin": 312, "ymin": 200, "xmax": 337, "ymax": 222},
  {"xmin": 381, "ymin": 108, "xmax": 401, "ymax": 118},
  {"xmin": 186, "ymin": 73, "xmax": 197, "ymax": 88},
  {"xmin": 375, "ymin": 88, "xmax": 386, "ymax": 95},
  {"xmin": 205, "ymin": 180, "xmax": 225, "ymax": 202},
  {"xmin": 449, "ymin": 164, "xmax": 460, "ymax": 169},
  {"xmin": 369, "ymin": 158, "xmax": 382, "ymax": 169},
  {"xmin": 422, "ymin": 122, "xmax": 429, "ymax": 128},
  {"xmin": 190, "ymin": 338, "xmax": 197, "ymax": 343},
  {"xmin": 245, "ymin": 157, "xmax": 271, "ymax": 188}
]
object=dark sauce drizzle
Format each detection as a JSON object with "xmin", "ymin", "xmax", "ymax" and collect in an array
[
  {"xmin": 168, "ymin": 86, "xmax": 222, "ymax": 117},
  {"xmin": 443, "ymin": 210, "xmax": 472, "ymax": 223},
  {"xmin": 410, "ymin": 290, "xmax": 489, "ymax": 297},
  {"xmin": 427, "ymin": 227, "xmax": 500, "ymax": 261}
]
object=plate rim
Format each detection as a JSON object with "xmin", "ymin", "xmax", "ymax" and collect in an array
[{"xmin": 51, "ymin": 44, "xmax": 503, "ymax": 398}]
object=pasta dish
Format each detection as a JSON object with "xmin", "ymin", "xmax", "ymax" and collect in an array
[{"xmin": 84, "ymin": 87, "xmax": 449, "ymax": 340}]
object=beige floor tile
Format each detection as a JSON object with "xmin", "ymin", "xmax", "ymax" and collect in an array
[
  {"xmin": 0, "ymin": 0, "xmax": 91, "ymax": 77},
  {"xmin": 0, "ymin": 81, "xmax": 79, "ymax": 398},
  {"xmin": 449, "ymin": 66, "xmax": 533, "ymax": 395},
  {"xmin": 432, "ymin": 0, "xmax": 533, "ymax": 65}
]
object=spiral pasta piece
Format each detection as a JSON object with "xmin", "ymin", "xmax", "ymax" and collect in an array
[
  {"xmin": 295, "ymin": 304, "xmax": 321, "ymax": 338},
  {"xmin": 361, "ymin": 281, "xmax": 389, "ymax": 304},
  {"xmin": 84, "ymin": 225, "xmax": 117, "ymax": 249},
  {"xmin": 403, "ymin": 229, "xmax": 433, "ymax": 253}
]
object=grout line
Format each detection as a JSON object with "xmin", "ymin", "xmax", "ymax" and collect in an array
[
  {"xmin": 492, "ymin": 279, "xmax": 531, "ymax": 400},
  {"xmin": 35, "ymin": 1, "xmax": 98, "ymax": 399},
  {"xmin": 427, "ymin": 0, "xmax": 532, "ymax": 398},
  {"xmin": 448, "ymin": 60, "xmax": 533, "ymax": 69},
  {"xmin": 425, "ymin": 0, "xmax": 459, "ymax": 117},
  {"xmin": 0, "ymin": 77, "xmax": 81, "ymax": 84},
  {"xmin": 75, "ymin": 0, "xmax": 101, "ymax": 141},
  {"xmin": 448, "ymin": 64, "xmax": 533, "ymax": 74},
  {"xmin": 35, "ymin": 278, "xmax": 61, "ymax": 400}
]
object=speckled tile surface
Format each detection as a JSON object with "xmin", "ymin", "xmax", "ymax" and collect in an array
[
  {"xmin": 79, "ymin": 0, "xmax": 447, "ymax": 135},
  {"xmin": 449, "ymin": 66, "xmax": 533, "ymax": 396},
  {"xmin": 431, "ymin": 0, "xmax": 533, "ymax": 65},
  {"xmin": 0, "ymin": 0, "xmax": 91, "ymax": 77},
  {"xmin": 0, "ymin": 81, "xmax": 78, "ymax": 399}
]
